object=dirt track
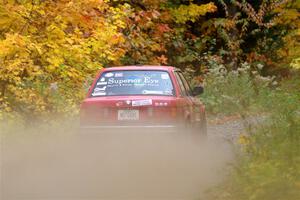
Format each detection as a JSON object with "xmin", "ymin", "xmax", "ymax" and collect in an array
[{"xmin": 0, "ymin": 120, "xmax": 243, "ymax": 200}]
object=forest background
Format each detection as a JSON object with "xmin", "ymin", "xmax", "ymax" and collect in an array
[{"xmin": 0, "ymin": 1, "xmax": 299, "ymax": 200}]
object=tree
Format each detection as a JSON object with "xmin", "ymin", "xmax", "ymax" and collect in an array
[{"xmin": 0, "ymin": 0, "xmax": 129, "ymax": 120}]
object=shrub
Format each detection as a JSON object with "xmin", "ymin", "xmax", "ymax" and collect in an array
[
  {"xmin": 200, "ymin": 61, "xmax": 274, "ymax": 116},
  {"xmin": 207, "ymin": 75, "xmax": 300, "ymax": 200}
]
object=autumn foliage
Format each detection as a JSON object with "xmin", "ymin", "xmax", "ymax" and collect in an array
[{"xmin": 0, "ymin": 0, "xmax": 129, "ymax": 120}]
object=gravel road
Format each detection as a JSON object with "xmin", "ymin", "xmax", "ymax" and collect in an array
[
  {"xmin": 208, "ymin": 118, "xmax": 245, "ymax": 141},
  {"xmin": 0, "ymin": 119, "xmax": 247, "ymax": 200}
]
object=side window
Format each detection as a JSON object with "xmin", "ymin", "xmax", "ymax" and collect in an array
[
  {"xmin": 178, "ymin": 72, "xmax": 192, "ymax": 96},
  {"xmin": 174, "ymin": 71, "xmax": 187, "ymax": 96}
]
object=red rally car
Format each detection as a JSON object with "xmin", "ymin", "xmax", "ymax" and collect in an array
[{"xmin": 80, "ymin": 66, "xmax": 207, "ymax": 135}]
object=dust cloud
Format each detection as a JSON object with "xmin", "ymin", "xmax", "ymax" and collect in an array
[{"xmin": 1, "ymin": 122, "xmax": 234, "ymax": 200}]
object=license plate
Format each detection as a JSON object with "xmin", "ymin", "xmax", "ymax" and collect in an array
[{"xmin": 118, "ymin": 110, "xmax": 139, "ymax": 121}]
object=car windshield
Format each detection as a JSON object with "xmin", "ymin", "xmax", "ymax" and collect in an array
[{"xmin": 91, "ymin": 70, "xmax": 175, "ymax": 96}]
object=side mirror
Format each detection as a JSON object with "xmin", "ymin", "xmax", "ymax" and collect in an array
[{"xmin": 192, "ymin": 86, "xmax": 204, "ymax": 96}]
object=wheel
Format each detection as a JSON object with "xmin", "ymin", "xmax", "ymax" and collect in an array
[{"xmin": 193, "ymin": 111, "xmax": 207, "ymax": 139}]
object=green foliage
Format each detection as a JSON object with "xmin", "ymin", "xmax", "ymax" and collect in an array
[
  {"xmin": 201, "ymin": 61, "xmax": 275, "ymax": 115},
  {"xmin": 205, "ymin": 73, "xmax": 300, "ymax": 200},
  {"xmin": 165, "ymin": 0, "xmax": 299, "ymax": 74}
]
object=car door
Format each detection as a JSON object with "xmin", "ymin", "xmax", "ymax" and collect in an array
[
  {"xmin": 176, "ymin": 71, "xmax": 204, "ymax": 125},
  {"xmin": 174, "ymin": 70, "xmax": 194, "ymax": 124}
]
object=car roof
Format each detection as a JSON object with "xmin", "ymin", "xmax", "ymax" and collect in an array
[{"xmin": 102, "ymin": 65, "xmax": 177, "ymax": 71}]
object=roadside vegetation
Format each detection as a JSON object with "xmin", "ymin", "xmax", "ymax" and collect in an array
[
  {"xmin": 0, "ymin": 1, "xmax": 299, "ymax": 200},
  {"xmin": 203, "ymin": 67, "xmax": 300, "ymax": 200},
  {"xmin": 198, "ymin": 43, "xmax": 300, "ymax": 200}
]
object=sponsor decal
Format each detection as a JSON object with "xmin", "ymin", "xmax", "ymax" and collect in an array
[
  {"xmin": 97, "ymin": 82, "xmax": 107, "ymax": 86},
  {"xmin": 94, "ymin": 86, "xmax": 106, "ymax": 91},
  {"xmin": 92, "ymin": 92, "xmax": 106, "ymax": 96},
  {"xmin": 105, "ymin": 72, "xmax": 114, "ymax": 77},
  {"xmin": 142, "ymin": 90, "xmax": 164, "ymax": 95},
  {"xmin": 115, "ymin": 72, "xmax": 123, "ymax": 77},
  {"xmin": 132, "ymin": 99, "xmax": 153, "ymax": 107},
  {"xmin": 144, "ymin": 76, "xmax": 159, "ymax": 84},
  {"xmin": 105, "ymin": 77, "xmax": 160, "ymax": 87},
  {"xmin": 161, "ymin": 73, "xmax": 169, "ymax": 79},
  {"xmin": 164, "ymin": 90, "xmax": 173, "ymax": 95},
  {"xmin": 100, "ymin": 77, "xmax": 105, "ymax": 82},
  {"xmin": 107, "ymin": 78, "xmax": 142, "ymax": 85}
]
